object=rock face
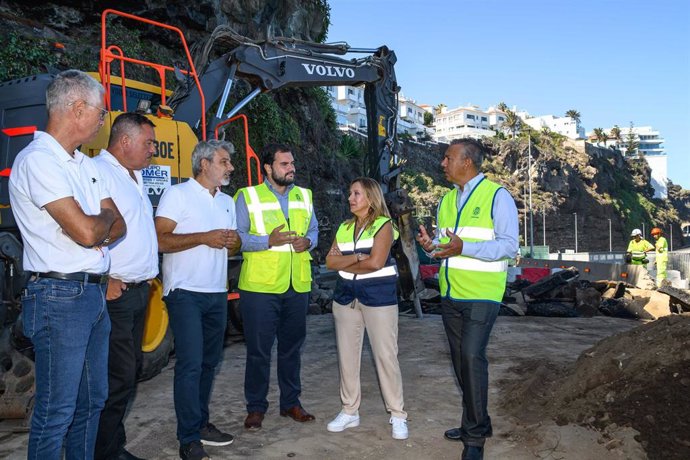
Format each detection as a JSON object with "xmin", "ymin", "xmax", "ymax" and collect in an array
[{"xmin": 0, "ymin": 0, "xmax": 328, "ymax": 42}]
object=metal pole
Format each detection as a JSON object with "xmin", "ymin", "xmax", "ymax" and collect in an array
[
  {"xmin": 608, "ymin": 218, "xmax": 612, "ymax": 252},
  {"xmin": 542, "ymin": 207, "xmax": 546, "ymax": 246},
  {"xmin": 670, "ymin": 225, "xmax": 673, "ymax": 251},
  {"xmin": 574, "ymin": 212, "xmax": 578, "ymax": 253},
  {"xmin": 528, "ymin": 139, "xmax": 534, "ymax": 257},
  {"xmin": 642, "ymin": 222, "xmax": 646, "ymax": 239},
  {"xmin": 523, "ymin": 186, "xmax": 527, "ymax": 251}
]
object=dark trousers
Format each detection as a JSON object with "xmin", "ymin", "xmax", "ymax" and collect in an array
[
  {"xmin": 441, "ymin": 299, "xmax": 500, "ymax": 447},
  {"xmin": 240, "ymin": 288, "xmax": 309, "ymax": 413},
  {"xmin": 165, "ymin": 289, "xmax": 227, "ymax": 445},
  {"xmin": 95, "ymin": 283, "xmax": 149, "ymax": 460}
]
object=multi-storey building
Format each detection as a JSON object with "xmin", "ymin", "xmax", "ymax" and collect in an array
[
  {"xmin": 517, "ymin": 112, "xmax": 585, "ymax": 139},
  {"xmin": 326, "ymin": 86, "xmax": 431, "ymax": 140},
  {"xmin": 433, "ymin": 105, "xmax": 499, "ymax": 142},
  {"xmin": 587, "ymin": 125, "xmax": 668, "ymax": 199},
  {"xmin": 326, "ymin": 86, "xmax": 367, "ymax": 131}
]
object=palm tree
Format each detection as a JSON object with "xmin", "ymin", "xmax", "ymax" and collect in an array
[
  {"xmin": 565, "ymin": 109, "xmax": 581, "ymax": 125},
  {"xmin": 593, "ymin": 127, "xmax": 607, "ymax": 146},
  {"xmin": 434, "ymin": 103, "xmax": 447, "ymax": 115},
  {"xmin": 497, "ymin": 101, "xmax": 508, "ymax": 112},
  {"xmin": 610, "ymin": 125, "xmax": 622, "ymax": 149},
  {"xmin": 503, "ymin": 109, "xmax": 521, "ymax": 138}
]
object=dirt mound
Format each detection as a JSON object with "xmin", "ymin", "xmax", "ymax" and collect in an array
[{"xmin": 500, "ymin": 314, "xmax": 690, "ymax": 460}]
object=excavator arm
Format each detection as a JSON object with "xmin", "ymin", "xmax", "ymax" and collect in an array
[{"xmin": 171, "ymin": 32, "xmax": 425, "ymax": 315}]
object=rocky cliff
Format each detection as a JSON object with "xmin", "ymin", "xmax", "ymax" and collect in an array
[{"xmin": 402, "ymin": 135, "xmax": 690, "ymax": 252}]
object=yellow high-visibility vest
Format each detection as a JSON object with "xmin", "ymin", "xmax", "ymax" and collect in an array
[
  {"xmin": 437, "ymin": 178, "xmax": 508, "ymax": 303},
  {"xmin": 236, "ymin": 183, "xmax": 313, "ymax": 293}
]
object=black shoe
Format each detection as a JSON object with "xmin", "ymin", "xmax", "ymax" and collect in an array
[
  {"xmin": 462, "ymin": 444, "xmax": 484, "ymax": 460},
  {"xmin": 179, "ymin": 440, "xmax": 210, "ymax": 460},
  {"xmin": 200, "ymin": 422, "xmax": 234, "ymax": 446},
  {"xmin": 444, "ymin": 427, "xmax": 462, "ymax": 441}
]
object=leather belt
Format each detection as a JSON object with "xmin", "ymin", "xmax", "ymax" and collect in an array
[
  {"xmin": 123, "ymin": 280, "xmax": 150, "ymax": 289},
  {"xmin": 33, "ymin": 271, "xmax": 109, "ymax": 285}
]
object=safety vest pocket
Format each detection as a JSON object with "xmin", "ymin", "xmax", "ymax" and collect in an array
[
  {"xmin": 247, "ymin": 252, "xmax": 280, "ymax": 285},
  {"xmin": 297, "ymin": 253, "xmax": 313, "ymax": 283}
]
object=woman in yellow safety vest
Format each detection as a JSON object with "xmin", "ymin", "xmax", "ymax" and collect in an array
[
  {"xmin": 651, "ymin": 227, "xmax": 668, "ymax": 287},
  {"xmin": 324, "ymin": 177, "xmax": 408, "ymax": 440}
]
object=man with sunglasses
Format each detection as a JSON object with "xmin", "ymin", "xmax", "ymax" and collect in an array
[{"xmin": 9, "ymin": 69, "xmax": 125, "ymax": 460}]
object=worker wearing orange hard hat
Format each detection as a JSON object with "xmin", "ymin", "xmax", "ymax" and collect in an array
[{"xmin": 651, "ymin": 227, "xmax": 668, "ymax": 288}]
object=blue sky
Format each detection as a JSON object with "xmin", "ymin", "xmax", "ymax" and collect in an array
[{"xmin": 327, "ymin": 0, "xmax": 690, "ymax": 189}]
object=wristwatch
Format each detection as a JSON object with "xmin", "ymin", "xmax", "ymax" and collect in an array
[{"xmin": 356, "ymin": 252, "xmax": 364, "ymax": 262}]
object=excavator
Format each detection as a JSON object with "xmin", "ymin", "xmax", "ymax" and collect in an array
[{"xmin": 0, "ymin": 9, "xmax": 424, "ymax": 420}]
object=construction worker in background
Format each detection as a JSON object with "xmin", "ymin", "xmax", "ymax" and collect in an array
[
  {"xmin": 626, "ymin": 229, "xmax": 654, "ymax": 265},
  {"xmin": 651, "ymin": 227, "xmax": 668, "ymax": 287}
]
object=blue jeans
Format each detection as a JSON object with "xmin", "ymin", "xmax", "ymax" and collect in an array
[
  {"xmin": 22, "ymin": 277, "xmax": 110, "ymax": 460},
  {"xmin": 240, "ymin": 288, "xmax": 309, "ymax": 413},
  {"xmin": 164, "ymin": 289, "xmax": 227, "ymax": 445},
  {"xmin": 441, "ymin": 299, "xmax": 500, "ymax": 447}
]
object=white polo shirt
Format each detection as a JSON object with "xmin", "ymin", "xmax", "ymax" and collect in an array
[
  {"xmin": 93, "ymin": 149, "xmax": 158, "ymax": 283},
  {"xmin": 156, "ymin": 178, "xmax": 236, "ymax": 295},
  {"xmin": 9, "ymin": 131, "xmax": 111, "ymax": 274}
]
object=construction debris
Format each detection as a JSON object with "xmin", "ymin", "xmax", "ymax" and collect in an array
[{"xmin": 508, "ymin": 267, "xmax": 680, "ymax": 320}]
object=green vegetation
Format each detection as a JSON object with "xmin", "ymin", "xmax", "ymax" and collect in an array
[
  {"xmin": 243, "ymin": 93, "xmax": 301, "ymax": 148},
  {"xmin": 565, "ymin": 109, "xmax": 581, "ymax": 124},
  {"xmin": 304, "ymin": 87, "xmax": 337, "ymax": 131},
  {"xmin": 503, "ymin": 109, "xmax": 521, "ymax": 138},
  {"xmin": 338, "ymin": 135, "xmax": 364, "ymax": 158},
  {"xmin": 625, "ymin": 122, "xmax": 639, "ymax": 156},
  {"xmin": 593, "ymin": 127, "xmax": 607, "ymax": 146},
  {"xmin": 0, "ymin": 32, "xmax": 59, "ymax": 81},
  {"xmin": 314, "ymin": 0, "xmax": 332, "ymax": 43},
  {"xmin": 423, "ymin": 111, "xmax": 434, "ymax": 126},
  {"xmin": 401, "ymin": 172, "xmax": 449, "ymax": 218}
]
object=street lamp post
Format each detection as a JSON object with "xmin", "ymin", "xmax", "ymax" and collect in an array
[
  {"xmin": 573, "ymin": 212, "xmax": 578, "ymax": 253},
  {"xmin": 528, "ymin": 138, "xmax": 534, "ymax": 257},
  {"xmin": 642, "ymin": 222, "xmax": 646, "ymax": 239},
  {"xmin": 542, "ymin": 207, "xmax": 546, "ymax": 246},
  {"xmin": 608, "ymin": 218, "xmax": 612, "ymax": 252}
]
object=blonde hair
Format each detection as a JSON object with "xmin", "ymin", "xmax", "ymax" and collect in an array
[{"xmin": 346, "ymin": 177, "xmax": 391, "ymax": 231}]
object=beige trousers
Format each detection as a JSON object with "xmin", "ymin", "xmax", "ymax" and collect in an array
[{"xmin": 333, "ymin": 299, "xmax": 407, "ymax": 419}]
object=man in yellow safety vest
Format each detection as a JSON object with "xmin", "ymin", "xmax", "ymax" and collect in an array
[
  {"xmin": 416, "ymin": 138, "xmax": 518, "ymax": 460},
  {"xmin": 234, "ymin": 143, "xmax": 319, "ymax": 431}
]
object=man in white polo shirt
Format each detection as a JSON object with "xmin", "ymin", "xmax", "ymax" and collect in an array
[
  {"xmin": 9, "ymin": 69, "xmax": 126, "ymax": 460},
  {"xmin": 93, "ymin": 113, "xmax": 159, "ymax": 460},
  {"xmin": 155, "ymin": 140, "xmax": 241, "ymax": 460}
]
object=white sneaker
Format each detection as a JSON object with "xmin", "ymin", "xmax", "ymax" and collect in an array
[
  {"xmin": 390, "ymin": 416, "xmax": 408, "ymax": 440},
  {"xmin": 327, "ymin": 411, "xmax": 360, "ymax": 432}
]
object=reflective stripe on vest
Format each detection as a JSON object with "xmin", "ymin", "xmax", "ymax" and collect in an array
[
  {"xmin": 333, "ymin": 216, "xmax": 399, "ymax": 306},
  {"xmin": 236, "ymin": 183, "xmax": 313, "ymax": 293},
  {"xmin": 438, "ymin": 178, "xmax": 508, "ymax": 303}
]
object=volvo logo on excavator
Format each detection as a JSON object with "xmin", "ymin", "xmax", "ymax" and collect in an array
[{"xmin": 301, "ymin": 63, "xmax": 356, "ymax": 78}]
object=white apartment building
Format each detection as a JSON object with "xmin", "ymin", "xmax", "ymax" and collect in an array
[
  {"xmin": 518, "ymin": 112, "xmax": 585, "ymax": 139},
  {"xmin": 398, "ymin": 94, "xmax": 432, "ymax": 138},
  {"xmin": 326, "ymin": 85, "xmax": 367, "ymax": 131},
  {"xmin": 588, "ymin": 125, "xmax": 668, "ymax": 199},
  {"xmin": 326, "ymin": 86, "xmax": 430, "ymax": 140},
  {"xmin": 433, "ymin": 105, "xmax": 500, "ymax": 142}
]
